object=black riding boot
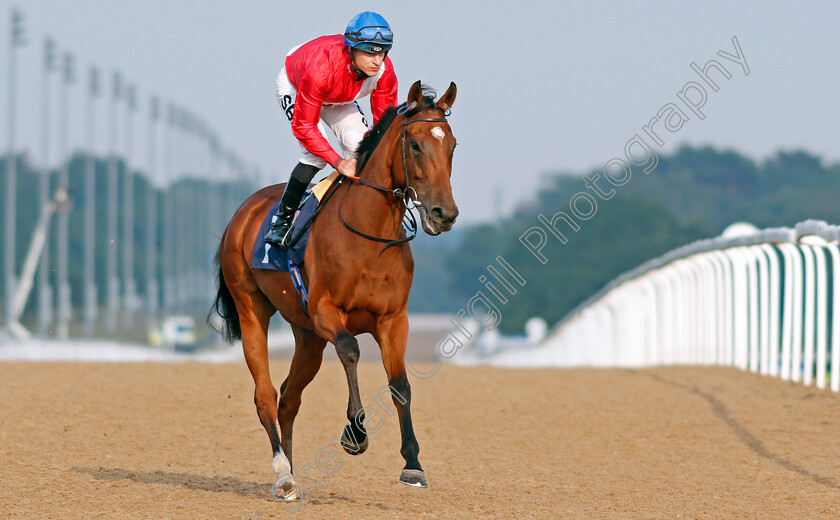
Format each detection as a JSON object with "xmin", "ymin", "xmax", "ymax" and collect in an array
[{"xmin": 263, "ymin": 176, "xmax": 310, "ymax": 249}]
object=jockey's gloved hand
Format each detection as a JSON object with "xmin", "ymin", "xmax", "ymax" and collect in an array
[{"xmin": 337, "ymin": 158, "xmax": 357, "ymax": 177}]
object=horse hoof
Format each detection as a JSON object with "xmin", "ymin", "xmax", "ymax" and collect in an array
[
  {"xmin": 276, "ymin": 489, "xmax": 302, "ymax": 502},
  {"xmin": 340, "ymin": 425, "xmax": 369, "ymax": 455},
  {"xmin": 272, "ymin": 475, "xmax": 300, "ymax": 502},
  {"xmin": 399, "ymin": 469, "xmax": 427, "ymax": 488}
]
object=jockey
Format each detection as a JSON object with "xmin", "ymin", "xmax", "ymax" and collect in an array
[{"xmin": 264, "ymin": 11, "xmax": 398, "ymax": 249}]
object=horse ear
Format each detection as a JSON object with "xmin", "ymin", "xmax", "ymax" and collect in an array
[
  {"xmin": 406, "ymin": 79, "xmax": 423, "ymax": 106},
  {"xmin": 407, "ymin": 80, "xmax": 423, "ymax": 106},
  {"xmin": 437, "ymin": 82, "xmax": 457, "ymax": 112}
]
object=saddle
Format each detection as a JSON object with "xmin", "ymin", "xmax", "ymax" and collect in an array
[{"xmin": 251, "ymin": 172, "xmax": 342, "ymax": 315}]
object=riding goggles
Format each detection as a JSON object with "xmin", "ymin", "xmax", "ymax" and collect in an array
[{"xmin": 345, "ymin": 25, "xmax": 394, "ymax": 45}]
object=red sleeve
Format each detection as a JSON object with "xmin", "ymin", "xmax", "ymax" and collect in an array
[
  {"xmin": 290, "ymin": 68, "xmax": 342, "ymax": 167},
  {"xmin": 370, "ymin": 57, "xmax": 398, "ymax": 126}
]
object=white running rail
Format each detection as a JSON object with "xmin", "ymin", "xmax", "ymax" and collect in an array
[{"xmin": 516, "ymin": 220, "xmax": 840, "ymax": 392}]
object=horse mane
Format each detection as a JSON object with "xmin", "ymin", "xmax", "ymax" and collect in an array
[{"xmin": 355, "ymin": 86, "xmax": 442, "ymax": 176}]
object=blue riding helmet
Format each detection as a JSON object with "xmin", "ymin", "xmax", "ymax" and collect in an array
[{"xmin": 344, "ymin": 11, "xmax": 393, "ymax": 53}]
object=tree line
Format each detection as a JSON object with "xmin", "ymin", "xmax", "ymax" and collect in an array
[
  {"xmin": 408, "ymin": 145, "xmax": 840, "ymax": 333},
  {"xmin": 4, "ymin": 144, "xmax": 836, "ymax": 334}
]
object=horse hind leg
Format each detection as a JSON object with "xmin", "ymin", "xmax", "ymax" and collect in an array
[
  {"xmin": 276, "ymin": 323, "xmax": 327, "ymax": 475},
  {"xmin": 334, "ymin": 331, "xmax": 369, "ymax": 455},
  {"xmin": 235, "ymin": 291, "xmax": 292, "ymax": 482}
]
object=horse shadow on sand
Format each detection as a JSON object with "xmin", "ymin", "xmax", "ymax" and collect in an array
[{"xmin": 69, "ymin": 466, "xmax": 368, "ymax": 507}]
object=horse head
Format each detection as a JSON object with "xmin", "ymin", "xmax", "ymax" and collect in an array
[{"xmin": 399, "ymin": 80, "xmax": 459, "ymax": 235}]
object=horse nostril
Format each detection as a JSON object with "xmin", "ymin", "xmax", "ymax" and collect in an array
[{"xmin": 431, "ymin": 206, "xmax": 458, "ymax": 223}]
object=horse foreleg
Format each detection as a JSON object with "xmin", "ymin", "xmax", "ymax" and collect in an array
[
  {"xmin": 335, "ymin": 331, "xmax": 369, "ymax": 455},
  {"xmin": 374, "ymin": 314, "xmax": 426, "ymax": 487},
  {"xmin": 311, "ymin": 303, "xmax": 368, "ymax": 455}
]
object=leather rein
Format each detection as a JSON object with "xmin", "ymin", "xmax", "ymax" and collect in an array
[{"xmin": 337, "ymin": 111, "xmax": 449, "ymax": 249}]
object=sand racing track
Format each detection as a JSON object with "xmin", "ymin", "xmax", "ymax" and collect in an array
[{"xmin": 1, "ymin": 361, "xmax": 839, "ymax": 519}]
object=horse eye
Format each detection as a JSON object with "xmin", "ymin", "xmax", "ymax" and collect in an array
[{"xmin": 410, "ymin": 141, "xmax": 420, "ymax": 151}]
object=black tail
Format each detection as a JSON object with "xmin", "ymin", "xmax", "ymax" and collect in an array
[{"xmin": 208, "ymin": 247, "xmax": 241, "ymax": 343}]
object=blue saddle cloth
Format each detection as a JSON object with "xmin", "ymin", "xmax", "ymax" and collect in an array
[{"xmin": 251, "ymin": 193, "xmax": 318, "ymax": 272}]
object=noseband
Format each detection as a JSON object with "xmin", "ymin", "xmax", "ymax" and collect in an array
[{"xmin": 338, "ymin": 108, "xmax": 449, "ymax": 249}]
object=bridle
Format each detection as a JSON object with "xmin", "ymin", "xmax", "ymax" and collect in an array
[{"xmin": 338, "ymin": 105, "xmax": 449, "ymax": 249}]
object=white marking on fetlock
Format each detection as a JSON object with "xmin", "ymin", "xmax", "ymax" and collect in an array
[{"xmin": 273, "ymin": 452, "xmax": 291, "ymax": 475}]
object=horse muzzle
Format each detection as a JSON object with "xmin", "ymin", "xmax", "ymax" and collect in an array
[{"xmin": 418, "ymin": 204, "xmax": 459, "ymax": 235}]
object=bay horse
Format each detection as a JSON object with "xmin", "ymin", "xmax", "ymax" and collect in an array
[{"xmin": 211, "ymin": 81, "xmax": 458, "ymax": 497}]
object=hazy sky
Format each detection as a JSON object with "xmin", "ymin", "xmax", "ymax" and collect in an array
[{"xmin": 1, "ymin": 1, "xmax": 838, "ymax": 222}]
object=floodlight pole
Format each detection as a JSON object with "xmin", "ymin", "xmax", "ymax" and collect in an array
[
  {"xmin": 56, "ymin": 52, "xmax": 76, "ymax": 340},
  {"xmin": 162, "ymin": 103, "xmax": 175, "ymax": 313},
  {"xmin": 38, "ymin": 36, "xmax": 57, "ymax": 336},
  {"xmin": 146, "ymin": 96, "xmax": 160, "ymax": 325},
  {"xmin": 122, "ymin": 83, "xmax": 137, "ymax": 328},
  {"xmin": 83, "ymin": 67, "xmax": 101, "ymax": 337},
  {"xmin": 172, "ymin": 107, "xmax": 185, "ymax": 312},
  {"xmin": 106, "ymin": 72, "xmax": 121, "ymax": 331},
  {"xmin": 208, "ymin": 136, "xmax": 222, "ymax": 303},
  {"xmin": 5, "ymin": 8, "xmax": 26, "ymax": 333},
  {"xmin": 194, "ymin": 117, "xmax": 208, "ymax": 310}
]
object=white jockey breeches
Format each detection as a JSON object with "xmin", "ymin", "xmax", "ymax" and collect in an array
[{"xmin": 276, "ymin": 68, "xmax": 370, "ymax": 169}]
